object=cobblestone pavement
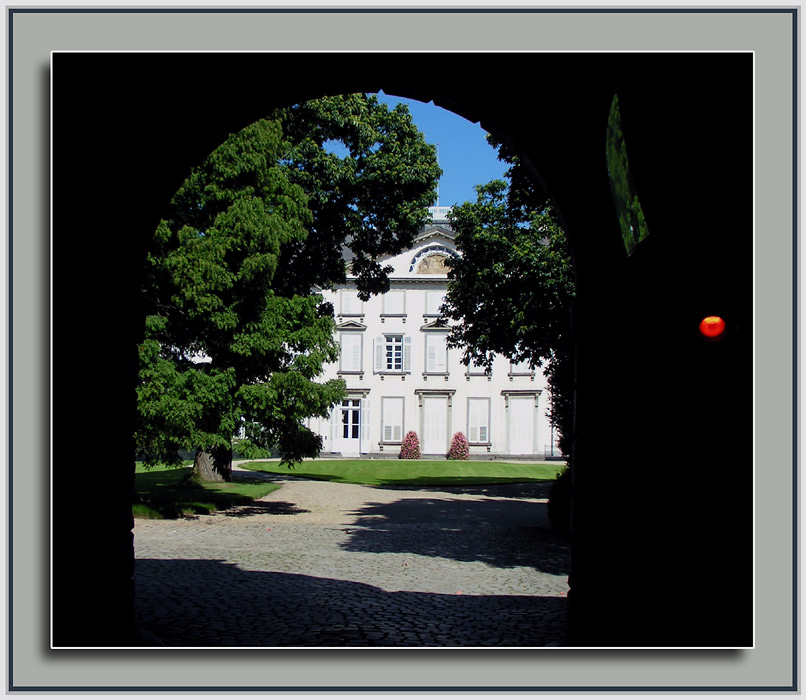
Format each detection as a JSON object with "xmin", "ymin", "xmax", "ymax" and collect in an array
[{"xmin": 133, "ymin": 470, "xmax": 570, "ymax": 647}]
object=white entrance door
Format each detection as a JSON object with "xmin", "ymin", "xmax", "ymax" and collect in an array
[
  {"xmin": 508, "ymin": 396, "xmax": 535, "ymax": 454},
  {"xmin": 338, "ymin": 399, "xmax": 361, "ymax": 456},
  {"xmin": 422, "ymin": 396, "xmax": 448, "ymax": 455}
]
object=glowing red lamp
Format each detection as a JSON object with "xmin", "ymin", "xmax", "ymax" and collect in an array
[{"xmin": 699, "ymin": 315, "xmax": 727, "ymax": 340}]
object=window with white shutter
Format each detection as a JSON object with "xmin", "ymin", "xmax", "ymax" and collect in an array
[
  {"xmin": 340, "ymin": 290, "xmax": 362, "ymax": 316},
  {"xmin": 467, "ymin": 356, "xmax": 491, "ymax": 377},
  {"xmin": 381, "ymin": 397, "xmax": 404, "ymax": 443},
  {"xmin": 425, "ymin": 290, "xmax": 445, "ymax": 316},
  {"xmin": 424, "ymin": 333, "xmax": 448, "ymax": 374},
  {"xmin": 375, "ymin": 335, "xmax": 411, "ymax": 372},
  {"xmin": 468, "ymin": 398, "xmax": 491, "ymax": 444},
  {"xmin": 382, "ymin": 290, "xmax": 406, "ymax": 316},
  {"xmin": 339, "ymin": 333, "xmax": 362, "ymax": 372}
]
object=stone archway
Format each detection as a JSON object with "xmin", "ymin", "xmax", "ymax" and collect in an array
[{"xmin": 52, "ymin": 51, "xmax": 753, "ymax": 647}]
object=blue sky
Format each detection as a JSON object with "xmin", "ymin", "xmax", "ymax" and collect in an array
[{"xmin": 375, "ymin": 91, "xmax": 508, "ymax": 208}]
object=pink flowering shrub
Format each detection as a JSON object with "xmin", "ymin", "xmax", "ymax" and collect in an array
[
  {"xmin": 398, "ymin": 431, "xmax": 421, "ymax": 459},
  {"xmin": 447, "ymin": 432, "xmax": 470, "ymax": 460}
]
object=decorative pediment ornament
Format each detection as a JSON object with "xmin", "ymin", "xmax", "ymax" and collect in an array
[
  {"xmin": 336, "ymin": 320, "xmax": 367, "ymax": 331},
  {"xmin": 408, "ymin": 243, "xmax": 458, "ymax": 273},
  {"xmin": 417, "ymin": 254, "xmax": 449, "ymax": 274},
  {"xmin": 420, "ymin": 318, "xmax": 450, "ymax": 331}
]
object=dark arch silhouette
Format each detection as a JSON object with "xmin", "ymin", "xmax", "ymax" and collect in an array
[{"xmin": 52, "ymin": 52, "xmax": 752, "ymax": 647}]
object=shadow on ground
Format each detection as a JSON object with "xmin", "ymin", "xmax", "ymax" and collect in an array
[
  {"xmin": 341, "ymin": 496, "xmax": 570, "ymax": 575},
  {"xmin": 213, "ymin": 501, "xmax": 311, "ymax": 518},
  {"xmin": 376, "ymin": 479, "xmax": 556, "ymax": 499},
  {"xmin": 134, "ymin": 558, "xmax": 568, "ymax": 647}
]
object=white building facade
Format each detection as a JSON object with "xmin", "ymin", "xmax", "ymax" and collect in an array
[{"xmin": 307, "ymin": 208, "xmax": 558, "ymax": 459}]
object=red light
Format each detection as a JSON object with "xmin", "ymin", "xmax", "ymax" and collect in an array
[{"xmin": 699, "ymin": 316, "xmax": 727, "ymax": 340}]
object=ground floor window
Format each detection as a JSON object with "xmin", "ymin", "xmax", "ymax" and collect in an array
[
  {"xmin": 381, "ymin": 396, "xmax": 404, "ymax": 443},
  {"xmin": 468, "ymin": 397, "xmax": 490, "ymax": 444},
  {"xmin": 341, "ymin": 399, "xmax": 361, "ymax": 439},
  {"xmin": 502, "ymin": 391, "xmax": 540, "ymax": 455}
]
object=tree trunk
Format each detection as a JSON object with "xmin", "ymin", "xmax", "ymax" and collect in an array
[{"xmin": 192, "ymin": 446, "xmax": 233, "ymax": 482}]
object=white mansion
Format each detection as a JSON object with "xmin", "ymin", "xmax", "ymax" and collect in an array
[{"xmin": 306, "ymin": 207, "xmax": 558, "ymax": 459}]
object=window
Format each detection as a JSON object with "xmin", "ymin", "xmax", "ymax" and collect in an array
[
  {"xmin": 424, "ymin": 333, "xmax": 448, "ymax": 374},
  {"xmin": 382, "ymin": 290, "xmax": 406, "ymax": 316},
  {"xmin": 466, "ymin": 356, "xmax": 491, "ymax": 376},
  {"xmin": 341, "ymin": 399, "xmax": 361, "ymax": 439},
  {"xmin": 339, "ymin": 333, "xmax": 362, "ymax": 372},
  {"xmin": 381, "ymin": 397, "xmax": 404, "ymax": 443},
  {"xmin": 424, "ymin": 290, "xmax": 445, "ymax": 316},
  {"xmin": 375, "ymin": 335, "xmax": 411, "ymax": 372},
  {"xmin": 510, "ymin": 359, "xmax": 533, "ymax": 375},
  {"xmin": 468, "ymin": 398, "xmax": 491, "ymax": 444},
  {"xmin": 340, "ymin": 290, "xmax": 362, "ymax": 316}
]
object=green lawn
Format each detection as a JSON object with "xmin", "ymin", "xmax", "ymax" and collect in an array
[
  {"xmin": 133, "ymin": 462, "xmax": 281, "ymax": 520},
  {"xmin": 239, "ymin": 459, "xmax": 564, "ymax": 487}
]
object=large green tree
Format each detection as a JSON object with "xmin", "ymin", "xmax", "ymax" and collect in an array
[
  {"xmin": 136, "ymin": 95, "xmax": 440, "ymax": 480},
  {"xmin": 441, "ymin": 145, "xmax": 575, "ymax": 455}
]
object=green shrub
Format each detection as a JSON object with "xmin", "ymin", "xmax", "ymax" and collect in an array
[{"xmin": 131, "ymin": 504, "xmax": 164, "ymax": 520}]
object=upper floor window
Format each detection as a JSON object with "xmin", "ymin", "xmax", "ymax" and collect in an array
[
  {"xmin": 382, "ymin": 290, "xmax": 406, "ymax": 317},
  {"xmin": 340, "ymin": 290, "xmax": 362, "ymax": 316},
  {"xmin": 466, "ymin": 356, "xmax": 492, "ymax": 379},
  {"xmin": 339, "ymin": 332, "xmax": 363, "ymax": 373},
  {"xmin": 424, "ymin": 290, "xmax": 445, "ymax": 316},
  {"xmin": 424, "ymin": 333, "xmax": 448, "ymax": 374},
  {"xmin": 374, "ymin": 334, "xmax": 411, "ymax": 373},
  {"xmin": 509, "ymin": 359, "xmax": 534, "ymax": 381}
]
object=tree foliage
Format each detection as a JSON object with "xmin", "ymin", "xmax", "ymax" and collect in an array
[
  {"xmin": 606, "ymin": 94, "xmax": 650, "ymax": 254},
  {"xmin": 441, "ymin": 142, "xmax": 575, "ymax": 455},
  {"xmin": 136, "ymin": 95, "xmax": 440, "ymax": 478}
]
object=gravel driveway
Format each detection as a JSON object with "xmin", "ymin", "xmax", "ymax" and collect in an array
[{"xmin": 133, "ymin": 467, "xmax": 570, "ymax": 647}]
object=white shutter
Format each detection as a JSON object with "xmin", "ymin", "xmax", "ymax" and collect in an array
[
  {"xmin": 403, "ymin": 336, "xmax": 412, "ymax": 371},
  {"xmin": 426, "ymin": 291, "xmax": 444, "ymax": 315},
  {"xmin": 341, "ymin": 290, "xmax": 353, "ymax": 314},
  {"xmin": 469, "ymin": 398, "xmax": 490, "ymax": 444},
  {"xmin": 330, "ymin": 404, "xmax": 338, "ymax": 444},
  {"xmin": 382, "ymin": 397, "xmax": 403, "ymax": 443},
  {"xmin": 340, "ymin": 334, "xmax": 362, "ymax": 372},
  {"xmin": 469, "ymin": 399, "xmax": 479, "ymax": 442},
  {"xmin": 375, "ymin": 337, "xmax": 385, "ymax": 372},
  {"xmin": 342, "ymin": 290, "xmax": 361, "ymax": 315},
  {"xmin": 426, "ymin": 334, "xmax": 447, "ymax": 372},
  {"xmin": 436, "ymin": 336, "xmax": 447, "ymax": 372},
  {"xmin": 384, "ymin": 290, "xmax": 405, "ymax": 314},
  {"xmin": 361, "ymin": 398, "xmax": 370, "ymax": 443}
]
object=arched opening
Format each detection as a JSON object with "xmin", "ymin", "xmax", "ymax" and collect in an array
[
  {"xmin": 52, "ymin": 51, "xmax": 753, "ymax": 648},
  {"xmin": 129, "ymin": 91, "xmax": 572, "ymax": 647}
]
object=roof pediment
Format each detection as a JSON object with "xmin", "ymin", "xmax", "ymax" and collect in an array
[
  {"xmin": 414, "ymin": 227, "xmax": 455, "ymax": 245},
  {"xmin": 336, "ymin": 320, "xmax": 367, "ymax": 331},
  {"xmin": 420, "ymin": 318, "xmax": 450, "ymax": 331}
]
